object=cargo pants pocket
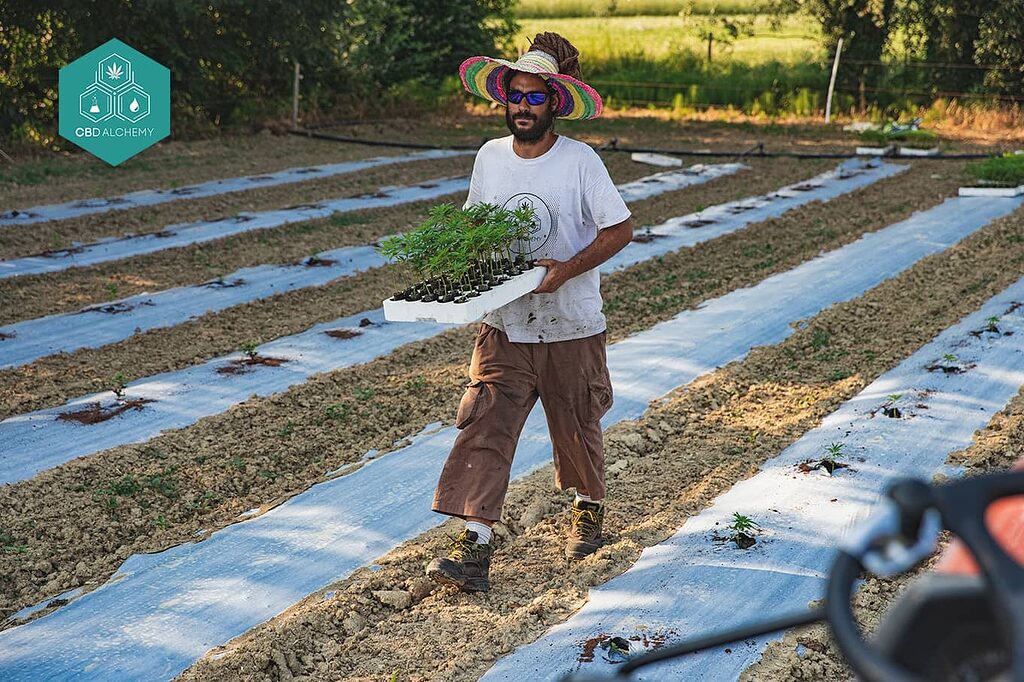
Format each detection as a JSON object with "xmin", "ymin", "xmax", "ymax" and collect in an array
[
  {"xmin": 587, "ymin": 371, "xmax": 614, "ymax": 423},
  {"xmin": 455, "ymin": 381, "xmax": 485, "ymax": 430}
]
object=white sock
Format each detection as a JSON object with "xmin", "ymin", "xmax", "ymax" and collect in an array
[
  {"xmin": 465, "ymin": 521, "xmax": 492, "ymax": 544},
  {"xmin": 575, "ymin": 492, "xmax": 604, "ymax": 506}
]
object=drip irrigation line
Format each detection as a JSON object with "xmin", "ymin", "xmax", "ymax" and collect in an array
[
  {"xmin": 618, "ymin": 607, "xmax": 827, "ymax": 674},
  {"xmin": 288, "ymin": 127, "xmax": 482, "ymax": 151},
  {"xmin": 292, "ymin": 127, "xmax": 995, "ymax": 160}
]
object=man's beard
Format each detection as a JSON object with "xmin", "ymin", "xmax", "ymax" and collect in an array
[{"xmin": 506, "ymin": 106, "xmax": 554, "ymax": 142}]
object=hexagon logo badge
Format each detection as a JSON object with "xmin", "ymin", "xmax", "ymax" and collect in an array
[{"xmin": 59, "ymin": 38, "xmax": 170, "ymax": 166}]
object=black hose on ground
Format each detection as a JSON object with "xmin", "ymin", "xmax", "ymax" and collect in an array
[{"xmin": 290, "ymin": 127, "xmax": 996, "ymax": 161}]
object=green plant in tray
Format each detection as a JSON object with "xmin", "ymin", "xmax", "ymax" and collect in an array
[
  {"xmin": 379, "ymin": 202, "xmax": 538, "ymax": 305},
  {"xmin": 965, "ymin": 153, "xmax": 1024, "ymax": 188}
]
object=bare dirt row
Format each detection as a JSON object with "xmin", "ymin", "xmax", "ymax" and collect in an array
[
  {"xmin": 0, "ymin": 159, "xmax": 954, "ymax": 625},
  {"xmin": 177, "ymin": 193, "xmax": 1024, "ymax": 682},
  {"xmin": 0, "ymin": 152, "xmax": 476, "ymax": 262},
  {"xmin": 0, "ymin": 156, "xmax": 822, "ymax": 418}
]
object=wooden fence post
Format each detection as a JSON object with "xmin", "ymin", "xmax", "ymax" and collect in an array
[{"xmin": 292, "ymin": 61, "xmax": 302, "ymax": 130}]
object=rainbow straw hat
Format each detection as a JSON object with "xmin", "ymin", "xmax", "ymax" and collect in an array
[{"xmin": 459, "ymin": 50, "xmax": 603, "ymax": 121}]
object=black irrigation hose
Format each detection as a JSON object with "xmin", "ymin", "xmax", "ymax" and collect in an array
[
  {"xmin": 290, "ymin": 127, "xmax": 996, "ymax": 161},
  {"xmin": 617, "ymin": 607, "xmax": 827, "ymax": 675},
  {"xmin": 289, "ymin": 127, "xmax": 481, "ymax": 151}
]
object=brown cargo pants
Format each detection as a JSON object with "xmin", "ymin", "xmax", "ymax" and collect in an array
[{"xmin": 432, "ymin": 323, "xmax": 613, "ymax": 522}]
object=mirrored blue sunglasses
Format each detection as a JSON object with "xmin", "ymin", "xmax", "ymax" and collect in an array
[{"xmin": 507, "ymin": 89, "xmax": 549, "ymax": 106}]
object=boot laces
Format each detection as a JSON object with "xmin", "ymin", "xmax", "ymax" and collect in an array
[
  {"xmin": 447, "ymin": 529, "xmax": 481, "ymax": 561},
  {"xmin": 572, "ymin": 506, "xmax": 601, "ymax": 537}
]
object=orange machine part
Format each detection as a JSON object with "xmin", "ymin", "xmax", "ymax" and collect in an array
[{"xmin": 938, "ymin": 459, "xmax": 1024, "ymax": 576}]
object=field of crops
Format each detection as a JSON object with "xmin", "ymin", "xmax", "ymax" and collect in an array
[{"xmin": 1, "ymin": 116, "xmax": 1023, "ymax": 681}]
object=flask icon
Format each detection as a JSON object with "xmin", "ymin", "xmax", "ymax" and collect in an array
[{"xmin": 89, "ymin": 96, "xmax": 101, "ymax": 114}]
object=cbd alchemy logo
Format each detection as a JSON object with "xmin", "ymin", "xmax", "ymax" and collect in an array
[{"xmin": 59, "ymin": 38, "xmax": 170, "ymax": 166}]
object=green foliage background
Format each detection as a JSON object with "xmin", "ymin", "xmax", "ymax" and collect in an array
[{"xmin": 0, "ymin": 0, "xmax": 517, "ymax": 143}]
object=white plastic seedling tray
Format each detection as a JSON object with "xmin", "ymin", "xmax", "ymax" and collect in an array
[
  {"xmin": 383, "ymin": 266, "xmax": 546, "ymax": 324},
  {"xmin": 898, "ymin": 146, "xmax": 939, "ymax": 156},
  {"xmin": 959, "ymin": 184, "xmax": 1024, "ymax": 197},
  {"xmin": 631, "ymin": 152, "xmax": 683, "ymax": 167},
  {"xmin": 856, "ymin": 145, "xmax": 894, "ymax": 156}
]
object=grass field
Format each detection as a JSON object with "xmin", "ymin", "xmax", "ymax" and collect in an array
[
  {"xmin": 515, "ymin": 0, "xmax": 780, "ymax": 18},
  {"xmin": 515, "ymin": 15, "xmax": 829, "ymax": 114}
]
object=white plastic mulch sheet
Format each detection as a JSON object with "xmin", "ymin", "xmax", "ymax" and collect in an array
[
  {"xmin": 0, "ymin": 164, "xmax": 742, "ymax": 370},
  {"xmin": 0, "ymin": 177, "xmax": 470, "ymax": 281},
  {"xmin": 0, "ymin": 150, "xmax": 472, "ymax": 227},
  {"xmin": 0, "ymin": 161, "xmax": 895, "ymax": 483},
  {"xmin": 0, "ymin": 245, "xmax": 387, "ymax": 370},
  {"xmin": 483, "ymin": 283, "xmax": 1024, "ymax": 682},
  {"xmin": 615, "ymin": 163, "xmax": 746, "ymax": 202},
  {"xmin": 0, "ymin": 193, "xmax": 1018, "ymax": 681}
]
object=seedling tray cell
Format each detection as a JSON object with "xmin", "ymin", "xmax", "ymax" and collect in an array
[{"xmin": 383, "ymin": 266, "xmax": 547, "ymax": 324}]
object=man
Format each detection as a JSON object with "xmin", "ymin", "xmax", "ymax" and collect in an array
[{"xmin": 426, "ymin": 33, "xmax": 635, "ymax": 593}]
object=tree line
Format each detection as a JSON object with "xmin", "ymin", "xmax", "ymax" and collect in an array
[
  {"xmin": 773, "ymin": 0, "xmax": 1023, "ymax": 100},
  {"xmin": 1, "ymin": 0, "xmax": 517, "ymax": 143}
]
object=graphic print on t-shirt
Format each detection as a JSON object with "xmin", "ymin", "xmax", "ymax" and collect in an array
[{"xmin": 502, "ymin": 192, "xmax": 558, "ymax": 258}]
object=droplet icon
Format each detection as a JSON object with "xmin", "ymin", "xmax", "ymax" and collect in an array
[{"xmin": 129, "ymin": 98, "xmax": 140, "ymax": 113}]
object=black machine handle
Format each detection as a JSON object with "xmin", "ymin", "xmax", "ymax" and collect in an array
[{"xmin": 561, "ymin": 471, "xmax": 1024, "ymax": 681}]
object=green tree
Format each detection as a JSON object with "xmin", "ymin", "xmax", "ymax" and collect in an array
[
  {"xmin": 1, "ymin": 0, "xmax": 517, "ymax": 143},
  {"xmin": 976, "ymin": 1, "xmax": 1024, "ymax": 95}
]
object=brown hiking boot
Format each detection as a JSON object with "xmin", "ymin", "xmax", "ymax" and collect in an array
[
  {"xmin": 426, "ymin": 529, "xmax": 493, "ymax": 592},
  {"xmin": 566, "ymin": 499, "xmax": 605, "ymax": 560}
]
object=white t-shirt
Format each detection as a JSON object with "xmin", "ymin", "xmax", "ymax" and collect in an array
[{"xmin": 465, "ymin": 135, "xmax": 631, "ymax": 343}]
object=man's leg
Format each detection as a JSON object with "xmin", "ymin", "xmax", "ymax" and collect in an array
[
  {"xmin": 428, "ymin": 324, "xmax": 538, "ymax": 591},
  {"xmin": 537, "ymin": 331, "xmax": 613, "ymax": 559}
]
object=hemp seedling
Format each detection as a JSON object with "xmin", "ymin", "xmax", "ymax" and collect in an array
[
  {"xmin": 240, "ymin": 340, "xmax": 259, "ymax": 359},
  {"xmin": 985, "ymin": 316, "xmax": 1001, "ymax": 333},
  {"xmin": 728, "ymin": 512, "xmax": 759, "ymax": 549},
  {"xmin": 111, "ymin": 372, "xmax": 129, "ymax": 400},
  {"xmin": 942, "ymin": 353, "xmax": 958, "ymax": 364},
  {"xmin": 882, "ymin": 394, "xmax": 903, "ymax": 419},
  {"xmin": 825, "ymin": 442, "xmax": 845, "ymax": 459}
]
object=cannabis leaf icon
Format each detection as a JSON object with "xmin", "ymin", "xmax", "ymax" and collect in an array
[{"xmin": 105, "ymin": 63, "xmax": 124, "ymax": 80}]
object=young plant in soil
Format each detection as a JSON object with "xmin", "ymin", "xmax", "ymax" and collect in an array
[
  {"xmin": 727, "ymin": 512, "xmax": 759, "ymax": 549},
  {"xmin": 379, "ymin": 202, "xmax": 538, "ymax": 305},
  {"xmin": 882, "ymin": 393, "xmax": 902, "ymax": 419},
  {"xmin": 217, "ymin": 340, "xmax": 289, "ymax": 375},
  {"xmin": 111, "ymin": 372, "xmax": 129, "ymax": 401},
  {"xmin": 926, "ymin": 352, "xmax": 973, "ymax": 374},
  {"xmin": 304, "ymin": 249, "xmax": 336, "ymax": 267},
  {"xmin": 799, "ymin": 441, "xmax": 850, "ymax": 475},
  {"xmin": 57, "ymin": 371, "xmax": 155, "ymax": 425},
  {"xmin": 971, "ymin": 316, "xmax": 1003, "ymax": 337}
]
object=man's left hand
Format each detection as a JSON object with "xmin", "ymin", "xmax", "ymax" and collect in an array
[{"xmin": 533, "ymin": 258, "xmax": 573, "ymax": 294}]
